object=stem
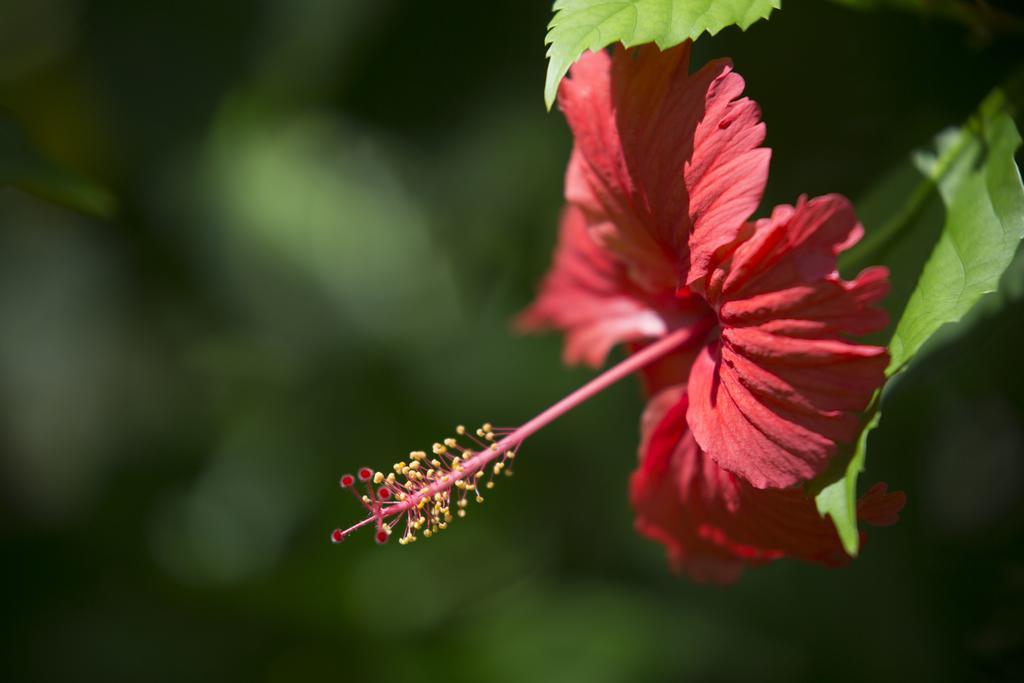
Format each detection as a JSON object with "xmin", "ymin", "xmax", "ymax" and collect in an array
[
  {"xmin": 840, "ymin": 130, "xmax": 968, "ymax": 274},
  {"xmin": 340, "ymin": 324, "xmax": 706, "ymax": 537},
  {"xmin": 499, "ymin": 325, "xmax": 703, "ymax": 445}
]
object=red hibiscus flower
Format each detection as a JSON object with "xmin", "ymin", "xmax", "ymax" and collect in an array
[
  {"xmin": 519, "ymin": 44, "xmax": 905, "ymax": 578},
  {"xmin": 329, "ymin": 43, "xmax": 904, "ymax": 574}
]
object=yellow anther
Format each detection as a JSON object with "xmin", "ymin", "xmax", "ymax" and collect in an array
[
  {"xmin": 486, "ymin": 481, "xmax": 495, "ymax": 489},
  {"xmin": 373, "ymin": 472, "xmax": 384, "ymax": 484},
  {"xmin": 506, "ymin": 451, "xmax": 516, "ymax": 459},
  {"xmin": 386, "ymin": 473, "xmax": 396, "ymax": 484},
  {"xmin": 475, "ymin": 471, "xmax": 484, "ymax": 479},
  {"xmin": 482, "ymin": 423, "xmax": 493, "ymax": 432},
  {"xmin": 444, "ymin": 513, "xmax": 453, "ymax": 523},
  {"xmin": 475, "ymin": 495, "xmax": 484, "ymax": 503},
  {"xmin": 490, "ymin": 443, "xmax": 499, "ymax": 451},
  {"xmin": 458, "ymin": 499, "xmax": 468, "ymax": 508},
  {"xmin": 457, "ymin": 509, "xmax": 466, "ymax": 518},
  {"xmin": 424, "ymin": 529, "xmax": 433, "ymax": 538},
  {"xmin": 361, "ymin": 495, "xmax": 371, "ymax": 504},
  {"xmin": 452, "ymin": 457, "xmax": 461, "ymax": 467},
  {"xmin": 456, "ymin": 425, "xmax": 466, "ymax": 435},
  {"xmin": 432, "ymin": 443, "xmax": 447, "ymax": 455},
  {"xmin": 444, "ymin": 438, "xmax": 457, "ymax": 448},
  {"xmin": 431, "ymin": 459, "xmax": 442, "ymax": 468},
  {"xmin": 410, "ymin": 461, "xmax": 421, "ymax": 470},
  {"xmin": 476, "ymin": 428, "xmax": 485, "ymax": 438}
]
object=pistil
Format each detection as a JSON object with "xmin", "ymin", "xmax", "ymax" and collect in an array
[{"xmin": 332, "ymin": 322, "xmax": 708, "ymax": 545}]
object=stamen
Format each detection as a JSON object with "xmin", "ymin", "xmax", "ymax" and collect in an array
[
  {"xmin": 328, "ymin": 423, "xmax": 521, "ymax": 546},
  {"xmin": 330, "ymin": 325, "xmax": 704, "ymax": 546}
]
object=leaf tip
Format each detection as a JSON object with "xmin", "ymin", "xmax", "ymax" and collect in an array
[
  {"xmin": 815, "ymin": 482, "xmax": 861, "ymax": 559},
  {"xmin": 837, "ymin": 522, "xmax": 861, "ymax": 558},
  {"xmin": 543, "ymin": 61, "xmax": 565, "ymax": 111}
]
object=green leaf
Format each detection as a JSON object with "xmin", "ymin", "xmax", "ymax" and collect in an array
[
  {"xmin": 828, "ymin": 0, "xmax": 1024, "ymax": 36},
  {"xmin": 815, "ymin": 408, "xmax": 880, "ymax": 557},
  {"xmin": 0, "ymin": 110, "xmax": 116, "ymax": 218},
  {"xmin": 829, "ymin": 0, "xmax": 968, "ymax": 17},
  {"xmin": 544, "ymin": 0, "xmax": 780, "ymax": 109},
  {"xmin": 888, "ymin": 93, "xmax": 1024, "ymax": 372},
  {"xmin": 814, "ymin": 80, "xmax": 1024, "ymax": 555}
]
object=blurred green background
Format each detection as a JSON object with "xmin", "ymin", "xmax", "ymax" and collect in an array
[{"xmin": 1, "ymin": 1, "xmax": 1023, "ymax": 681}]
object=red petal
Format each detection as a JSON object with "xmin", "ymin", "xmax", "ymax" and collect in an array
[
  {"xmin": 689, "ymin": 196, "xmax": 890, "ymax": 489},
  {"xmin": 630, "ymin": 387, "xmax": 745, "ymax": 583},
  {"xmin": 857, "ymin": 483, "xmax": 907, "ymax": 527},
  {"xmin": 520, "ymin": 205, "xmax": 714, "ymax": 368},
  {"xmin": 631, "ymin": 388, "xmax": 905, "ymax": 581},
  {"xmin": 559, "ymin": 44, "xmax": 769, "ymax": 293},
  {"xmin": 518, "ymin": 205, "xmax": 671, "ymax": 367}
]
